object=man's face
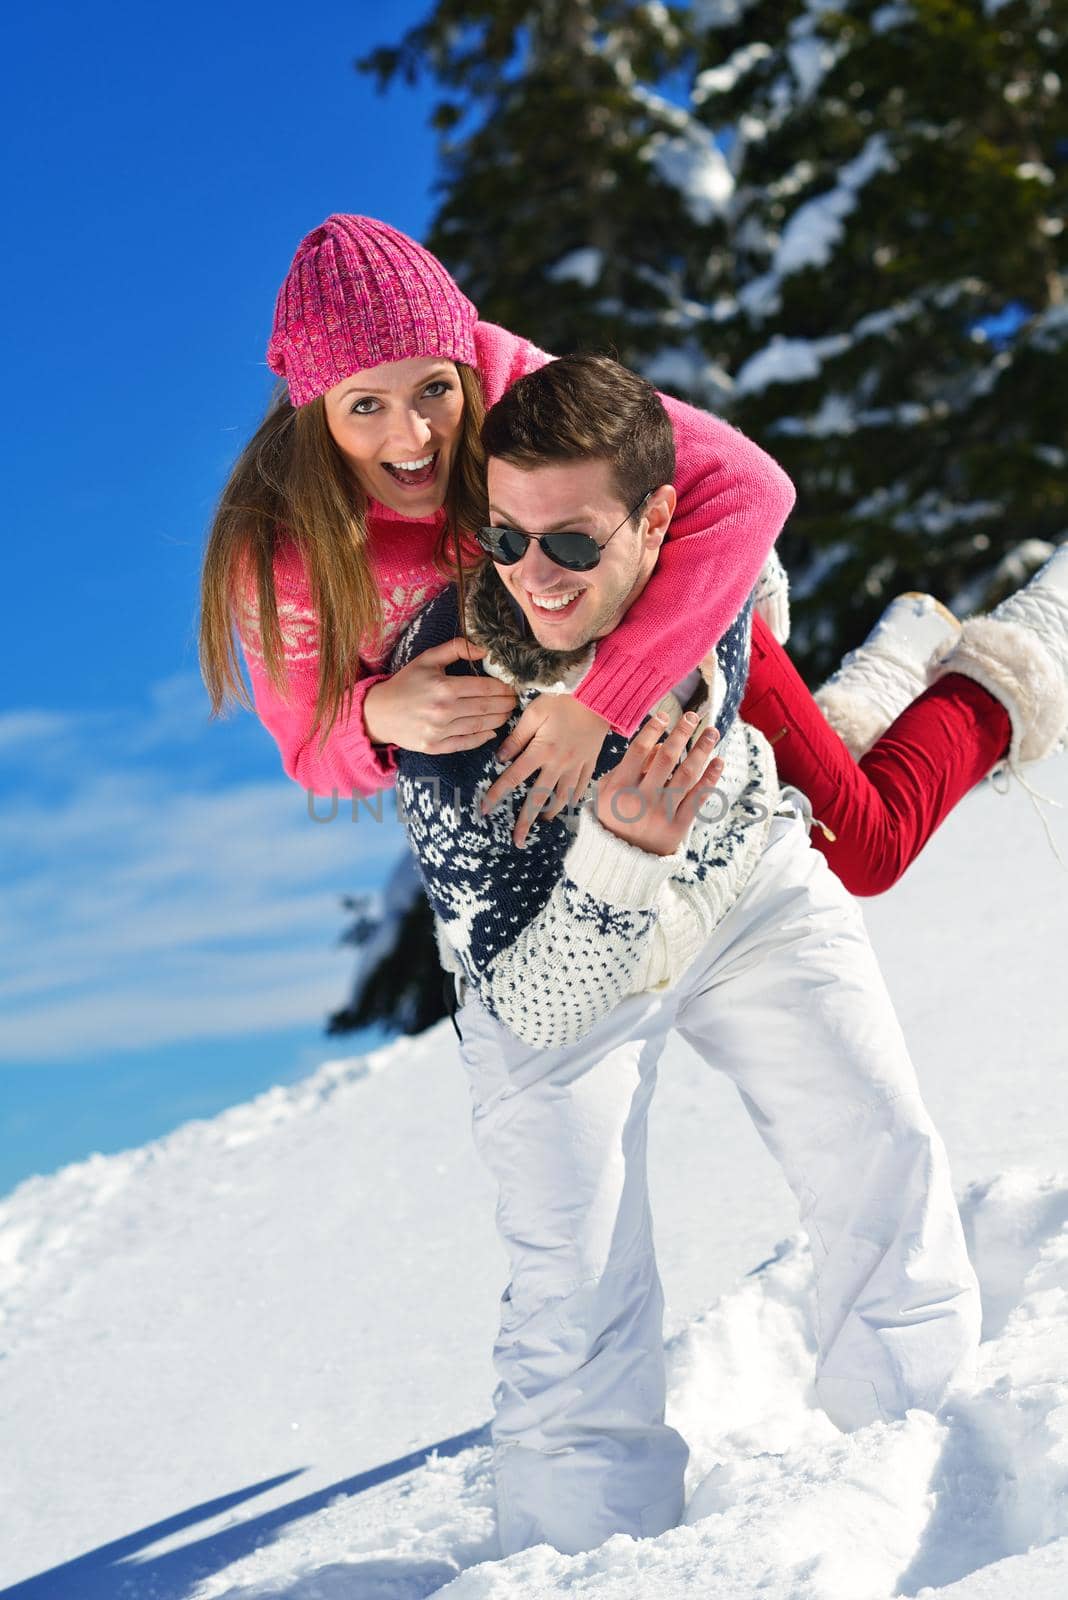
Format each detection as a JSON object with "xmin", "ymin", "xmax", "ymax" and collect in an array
[{"xmin": 485, "ymin": 456, "xmax": 673, "ymax": 653}]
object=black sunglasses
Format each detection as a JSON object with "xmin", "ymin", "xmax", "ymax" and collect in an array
[{"xmin": 476, "ymin": 491, "xmax": 653, "ymax": 573}]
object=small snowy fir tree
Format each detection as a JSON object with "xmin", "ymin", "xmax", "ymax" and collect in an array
[
  {"xmin": 327, "ymin": 853, "xmax": 448, "ymax": 1037},
  {"xmin": 683, "ymin": 0, "xmax": 1067, "ymax": 676}
]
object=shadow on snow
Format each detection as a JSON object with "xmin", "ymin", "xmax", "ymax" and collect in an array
[{"xmin": 2, "ymin": 1423, "xmax": 490, "ymax": 1600}]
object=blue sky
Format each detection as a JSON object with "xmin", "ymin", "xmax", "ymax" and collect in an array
[{"xmin": 1, "ymin": 1, "xmax": 444, "ymax": 1192}]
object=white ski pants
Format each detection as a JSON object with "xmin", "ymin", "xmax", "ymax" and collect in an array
[{"xmin": 453, "ymin": 794, "xmax": 981, "ymax": 1557}]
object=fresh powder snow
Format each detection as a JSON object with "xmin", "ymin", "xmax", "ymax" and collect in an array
[{"xmin": 4, "ymin": 757, "xmax": 1067, "ymax": 1598}]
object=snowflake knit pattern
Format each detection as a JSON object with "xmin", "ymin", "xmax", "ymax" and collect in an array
[{"xmin": 391, "ymin": 573, "xmax": 779, "ymax": 1048}]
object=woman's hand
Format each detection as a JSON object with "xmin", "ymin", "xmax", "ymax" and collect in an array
[
  {"xmin": 481, "ymin": 694, "xmax": 612, "ymax": 848},
  {"xmin": 362, "ymin": 638, "xmax": 518, "ymax": 754},
  {"xmin": 595, "ymin": 711, "xmax": 723, "ymax": 857}
]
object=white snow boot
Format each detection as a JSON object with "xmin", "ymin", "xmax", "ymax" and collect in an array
[
  {"xmin": 927, "ymin": 542, "xmax": 1068, "ymax": 767},
  {"xmin": 814, "ymin": 592, "xmax": 962, "ymax": 759}
]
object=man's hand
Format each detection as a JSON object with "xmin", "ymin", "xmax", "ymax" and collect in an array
[
  {"xmin": 480, "ymin": 694, "xmax": 612, "ymax": 849},
  {"xmin": 595, "ymin": 710, "xmax": 723, "ymax": 856},
  {"xmin": 362, "ymin": 638, "xmax": 518, "ymax": 754}
]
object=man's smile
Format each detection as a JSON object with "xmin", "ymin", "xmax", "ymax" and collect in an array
[{"xmin": 527, "ymin": 587, "xmax": 585, "ymax": 616}]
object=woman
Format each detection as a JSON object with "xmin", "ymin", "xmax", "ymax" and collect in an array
[{"xmin": 199, "ymin": 213, "xmax": 1068, "ymax": 879}]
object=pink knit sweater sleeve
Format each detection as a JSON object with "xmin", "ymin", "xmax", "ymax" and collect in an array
[
  {"xmin": 473, "ymin": 321, "xmax": 797, "ymax": 736},
  {"xmin": 235, "ymin": 538, "xmax": 399, "ymax": 799},
  {"xmin": 245, "ymin": 657, "xmax": 398, "ymax": 799}
]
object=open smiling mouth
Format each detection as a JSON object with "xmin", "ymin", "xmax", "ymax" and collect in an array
[
  {"xmin": 382, "ymin": 451, "xmax": 439, "ymax": 488},
  {"xmin": 528, "ymin": 588, "xmax": 585, "ymax": 616}
]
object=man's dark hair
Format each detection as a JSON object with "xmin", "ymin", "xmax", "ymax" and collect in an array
[{"xmin": 480, "ymin": 353, "xmax": 676, "ymax": 513}]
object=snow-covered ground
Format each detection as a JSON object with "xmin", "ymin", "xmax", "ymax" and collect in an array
[{"xmin": 4, "ymin": 758, "xmax": 1068, "ymax": 1599}]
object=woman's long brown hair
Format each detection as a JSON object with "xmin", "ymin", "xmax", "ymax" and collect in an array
[{"xmin": 198, "ymin": 363, "xmax": 487, "ymax": 754}]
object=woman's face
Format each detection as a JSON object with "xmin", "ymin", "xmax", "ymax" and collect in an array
[{"xmin": 323, "ymin": 356, "xmax": 465, "ymax": 516}]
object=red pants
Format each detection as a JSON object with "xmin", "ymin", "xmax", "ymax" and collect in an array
[{"xmin": 740, "ymin": 614, "xmax": 1012, "ymax": 895}]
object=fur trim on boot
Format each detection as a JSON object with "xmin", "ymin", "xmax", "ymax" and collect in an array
[
  {"xmin": 814, "ymin": 593, "xmax": 962, "ymax": 760},
  {"xmin": 927, "ymin": 616, "xmax": 1068, "ymax": 767},
  {"xmin": 812, "ymin": 682, "xmax": 898, "ymax": 763}
]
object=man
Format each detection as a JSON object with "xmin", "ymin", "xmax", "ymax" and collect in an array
[{"xmin": 390, "ymin": 355, "xmax": 980, "ymax": 1557}]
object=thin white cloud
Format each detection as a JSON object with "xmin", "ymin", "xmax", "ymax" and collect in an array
[
  {"xmin": 0, "ymin": 710, "xmax": 77, "ymax": 750},
  {"xmin": 1, "ymin": 946, "xmax": 359, "ymax": 1061},
  {"xmin": 0, "ymin": 680, "xmax": 408, "ymax": 1064},
  {"xmin": 128, "ymin": 669, "xmax": 229, "ymax": 752}
]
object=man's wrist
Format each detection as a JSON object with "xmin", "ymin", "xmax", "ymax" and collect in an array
[{"xmin": 564, "ymin": 805, "xmax": 682, "ymax": 910}]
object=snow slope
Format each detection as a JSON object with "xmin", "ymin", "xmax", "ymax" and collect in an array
[{"xmin": 4, "ymin": 759, "xmax": 1068, "ymax": 1599}]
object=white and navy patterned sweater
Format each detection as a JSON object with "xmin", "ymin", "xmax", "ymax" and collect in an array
[{"xmin": 391, "ymin": 564, "xmax": 780, "ymax": 1049}]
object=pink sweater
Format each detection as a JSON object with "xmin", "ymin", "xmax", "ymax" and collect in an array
[{"xmin": 236, "ymin": 321, "xmax": 796, "ymax": 797}]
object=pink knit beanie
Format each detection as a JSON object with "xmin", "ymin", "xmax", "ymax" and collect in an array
[{"xmin": 266, "ymin": 215, "xmax": 479, "ymax": 406}]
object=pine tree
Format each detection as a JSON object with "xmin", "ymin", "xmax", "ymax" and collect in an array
[
  {"xmin": 684, "ymin": 0, "xmax": 1067, "ymax": 676},
  {"xmin": 339, "ymin": 0, "xmax": 1066, "ymax": 1036},
  {"xmin": 357, "ymin": 0, "xmax": 732, "ymax": 386}
]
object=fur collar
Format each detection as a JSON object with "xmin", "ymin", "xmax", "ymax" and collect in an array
[{"xmin": 463, "ymin": 560, "xmax": 596, "ymax": 694}]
